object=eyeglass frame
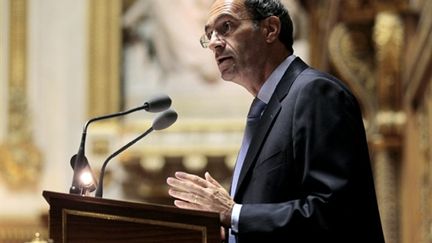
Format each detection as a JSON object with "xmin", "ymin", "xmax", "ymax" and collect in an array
[{"xmin": 199, "ymin": 16, "xmax": 269, "ymax": 49}]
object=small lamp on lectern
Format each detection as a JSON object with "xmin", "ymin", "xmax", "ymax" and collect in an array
[
  {"xmin": 69, "ymin": 154, "xmax": 97, "ymax": 196},
  {"xmin": 79, "ymin": 169, "xmax": 96, "ymax": 195}
]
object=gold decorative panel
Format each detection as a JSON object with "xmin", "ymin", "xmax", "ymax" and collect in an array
[
  {"xmin": 0, "ymin": 0, "xmax": 42, "ymax": 190},
  {"xmin": 88, "ymin": 0, "xmax": 121, "ymax": 117},
  {"xmin": 328, "ymin": 22, "xmax": 376, "ymax": 121},
  {"xmin": 305, "ymin": 1, "xmax": 411, "ymax": 242},
  {"xmin": 417, "ymin": 85, "xmax": 432, "ymax": 242}
]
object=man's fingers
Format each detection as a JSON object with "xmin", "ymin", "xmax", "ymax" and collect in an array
[
  {"xmin": 174, "ymin": 200, "xmax": 203, "ymax": 211},
  {"xmin": 205, "ymin": 171, "xmax": 223, "ymax": 188},
  {"xmin": 168, "ymin": 188, "xmax": 200, "ymax": 204},
  {"xmin": 167, "ymin": 171, "xmax": 234, "ymax": 214},
  {"xmin": 175, "ymin": 171, "xmax": 210, "ymax": 188},
  {"xmin": 167, "ymin": 176, "xmax": 207, "ymax": 195},
  {"xmin": 220, "ymin": 226, "xmax": 226, "ymax": 241}
]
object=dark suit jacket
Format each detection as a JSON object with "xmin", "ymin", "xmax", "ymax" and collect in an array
[{"xmin": 231, "ymin": 57, "xmax": 385, "ymax": 243}]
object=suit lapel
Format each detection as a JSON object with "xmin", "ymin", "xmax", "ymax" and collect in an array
[{"xmin": 234, "ymin": 57, "xmax": 308, "ymax": 198}]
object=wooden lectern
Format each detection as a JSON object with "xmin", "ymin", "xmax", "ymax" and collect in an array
[{"xmin": 43, "ymin": 191, "xmax": 221, "ymax": 243}]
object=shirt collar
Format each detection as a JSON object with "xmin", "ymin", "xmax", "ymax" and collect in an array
[{"xmin": 257, "ymin": 54, "xmax": 296, "ymax": 104}]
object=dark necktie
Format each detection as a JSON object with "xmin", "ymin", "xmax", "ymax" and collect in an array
[
  {"xmin": 229, "ymin": 97, "xmax": 266, "ymax": 243},
  {"xmin": 231, "ymin": 97, "xmax": 267, "ymax": 196}
]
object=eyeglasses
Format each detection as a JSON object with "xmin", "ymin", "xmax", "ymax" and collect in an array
[{"xmin": 200, "ymin": 18, "xmax": 255, "ymax": 48}]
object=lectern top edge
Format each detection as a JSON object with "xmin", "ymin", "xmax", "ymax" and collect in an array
[{"xmin": 43, "ymin": 190, "xmax": 219, "ymax": 218}]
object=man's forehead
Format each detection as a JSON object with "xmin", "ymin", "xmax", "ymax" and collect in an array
[{"xmin": 207, "ymin": 0, "xmax": 248, "ymax": 23}]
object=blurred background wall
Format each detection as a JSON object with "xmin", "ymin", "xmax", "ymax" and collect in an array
[{"xmin": 0, "ymin": 0, "xmax": 431, "ymax": 242}]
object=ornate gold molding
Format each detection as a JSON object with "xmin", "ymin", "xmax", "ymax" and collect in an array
[
  {"xmin": 374, "ymin": 12, "xmax": 404, "ymax": 112},
  {"xmin": 88, "ymin": 0, "xmax": 121, "ymax": 117},
  {"xmin": 404, "ymin": 0, "xmax": 432, "ymax": 109},
  {"xmin": 328, "ymin": 22, "xmax": 376, "ymax": 125},
  {"xmin": 0, "ymin": 0, "xmax": 42, "ymax": 190},
  {"xmin": 417, "ymin": 85, "xmax": 432, "ymax": 242},
  {"xmin": 327, "ymin": 6, "xmax": 406, "ymax": 243}
]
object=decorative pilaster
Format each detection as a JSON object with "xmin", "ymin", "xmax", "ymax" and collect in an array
[
  {"xmin": 324, "ymin": 2, "xmax": 406, "ymax": 242},
  {"xmin": 417, "ymin": 86, "xmax": 432, "ymax": 243},
  {"xmin": 88, "ymin": 0, "xmax": 121, "ymax": 117},
  {"xmin": 0, "ymin": 0, "xmax": 42, "ymax": 191}
]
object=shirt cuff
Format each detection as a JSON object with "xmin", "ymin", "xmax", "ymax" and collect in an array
[{"xmin": 231, "ymin": 204, "xmax": 242, "ymax": 233}]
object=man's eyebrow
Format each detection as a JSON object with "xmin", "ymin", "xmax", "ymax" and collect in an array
[{"xmin": 204, "ymin": 14, "xmax": 233, "ymax": 33}]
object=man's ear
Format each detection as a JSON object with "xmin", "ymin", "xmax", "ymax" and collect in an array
[{"xmin": 262, "ymin": 16, "xmax": 281, "ymax": 43}]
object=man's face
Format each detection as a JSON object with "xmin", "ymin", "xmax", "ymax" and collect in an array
[{"xmin": 204, "ymin": 0, "xmax": 266, "ymax": 84}]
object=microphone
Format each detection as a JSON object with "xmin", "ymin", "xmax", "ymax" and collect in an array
[
  {"xmin": 95, "ymin": 109, "xmax": 178, "ymax": 198},
  {"xmin": 69, "ymin": 94, "xmax": 172, "ymax": 194},
  {"xmin": 143, "ymin": 94, "xmax": 172, "ymax": 113}
]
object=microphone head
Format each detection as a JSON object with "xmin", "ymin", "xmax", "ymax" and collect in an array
[
  {"xmin": 144, "ymin": 94, "xmax": 172, "ymax": 113},
  {"xmin": 152, "ymin": 109, "xmax": 178, "ymax": 130}
]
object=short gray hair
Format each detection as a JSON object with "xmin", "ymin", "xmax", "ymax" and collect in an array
[{"xmin": 244, "ymin": 0, "xmax": 294, "ymax": 53}]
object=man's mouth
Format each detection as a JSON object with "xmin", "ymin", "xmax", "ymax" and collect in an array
[{"xmin": 217, "ymin": 56, "xmax": 232, "ymax": 65}]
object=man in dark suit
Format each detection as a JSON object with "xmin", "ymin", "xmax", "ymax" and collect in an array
[{"xmin": 167, "ymin": 0, "xmax": 385, "ymax": 242}]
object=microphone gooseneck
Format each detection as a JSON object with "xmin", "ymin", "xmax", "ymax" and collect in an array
[
  {"xmin": 70, "ymin": 94, "xmax": 172, "ymax": 170},
  {"xmin": 95, "ymin": 109, "xmax": 178, "ymax": 198},
  {"xmin": 69, "ymin": 94, "xmax": 172, "ymax": 195}
]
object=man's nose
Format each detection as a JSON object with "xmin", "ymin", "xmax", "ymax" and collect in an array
[{"xmin": 208, "ymin": 32, "xmax": 224, "ymax": 51}]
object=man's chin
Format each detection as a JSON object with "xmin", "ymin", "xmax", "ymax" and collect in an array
[
  {"xmin": 220, "ymin": 75, "xmax": 232, "ymax": 81},
  {"xmin": 220, "ymin": 70, "xmax": 235, "ymax": 81}
]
